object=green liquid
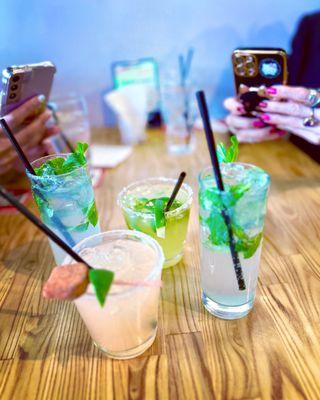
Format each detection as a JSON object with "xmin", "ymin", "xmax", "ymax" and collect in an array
[{"xmin": 123, "ymin": 197, "xmax": 190, "ymax": 268}]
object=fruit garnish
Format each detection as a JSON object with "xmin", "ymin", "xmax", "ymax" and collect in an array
[
  {"xmin": 42, "ymin": 262, "xmax": 114, "ymax": 307},
  {"xmin": 42, "ymin": 263, "xmax": 89, "ymax": 301}
]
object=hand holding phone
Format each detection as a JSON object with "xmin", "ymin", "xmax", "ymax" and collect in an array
[{"xmin": 232, "ymin": 48, "xmax": 287, "ymax": 113}]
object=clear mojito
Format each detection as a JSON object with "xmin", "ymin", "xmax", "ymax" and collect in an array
[
  {"xmin": 64, "ymin": 230, "xmax": 164, "ymax": 359},
  {"xmin": 118, "ymin": 178, "xmax": 193, "ymax": 268},
  {"xmin": 27, "ymin": 143, "xmax": 100, "ymax": 263},
  {"xmin": 199, "ymin": 140, "xmax": 270, "ymax": 319}
]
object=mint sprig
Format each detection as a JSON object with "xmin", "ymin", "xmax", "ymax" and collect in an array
[
  {"xmin": 132, "ymin": 197, "xmax": 182, "ymax": 238},
  {"xmin": 200, "ymin": 135, "xmax": 263, "ymax": 258},
  {"xmin": 217, "ymin": 136, "xmax": 239, "ymax": 163},
  {"xmin": 89, "ymin": 269, "xmax": 114, "ymax": 307},
  {"xmin": 35, "ymin": 142, "xmax": 89, "ymax": 176}
]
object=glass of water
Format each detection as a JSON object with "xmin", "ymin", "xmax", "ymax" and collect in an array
[{"xmin": 161, "ymin": 84, "xmax": 197, "ymax": 155}]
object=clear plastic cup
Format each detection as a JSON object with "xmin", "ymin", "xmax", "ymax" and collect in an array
[
  {"xmin": 118, "ymin": 177, "xmax": 193, "ymax": 268},
  {"xmin": 64, "ymin": 230, "xmax": 164, "ymax": 359}
]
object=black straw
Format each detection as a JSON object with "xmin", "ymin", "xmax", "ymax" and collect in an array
[
  {"xmin": 0, "ymin": 186, "xmax": 92, "ymax": 269},
  {"xmin": 165, "ymin": 172, "xmax": 187, "ymax": 212},
  {"xmin": 196, "ymin": 91, "xmax": 246, "ymax": 291}
]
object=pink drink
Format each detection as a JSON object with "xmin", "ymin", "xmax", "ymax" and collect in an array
[{"xmin": 64, "ymin": 230, "xmax": 164, "ymax": 359}]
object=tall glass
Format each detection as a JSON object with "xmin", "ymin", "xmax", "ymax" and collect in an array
[
  {"xmin": 198, "ymin": 163, "xmax": 270, "ymax": 319},
  {"xmin": 27, "ymin": 154, "xmax": 100, "ymax": 264},
  {"xmin": 118, "ymin": 178, "xmax": 193, "ymax": 268},
  {"xmin": 47, "ymin": 94, "xmax": 91, "ymax": 156},
  {"xmin": 161, "ymin": 84, "xmax": 197, "ymax": 154},
  {"xmin": 64, "ymin": 230, "xmax": 164, "ymax": 359}
]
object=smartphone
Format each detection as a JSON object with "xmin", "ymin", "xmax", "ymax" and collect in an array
[
  {"xmin": 232, "ymin": 48, "xmax": 287, "ymax": 112},
  {"xmin": 0, "ymin": 61, "xmax": 56, "ymax": 117}
]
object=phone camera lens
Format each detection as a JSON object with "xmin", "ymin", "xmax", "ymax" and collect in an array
[
  {"xmin": 9, "ymin": 93, "xmax": 16, "ymax": 99},
  {"xmin": 12, "ymin": 75, "xmax": 20, "ymax": 83},
  {"xmin": 10, "ymin": 84, "xmax": 18, "ymax": 91}
]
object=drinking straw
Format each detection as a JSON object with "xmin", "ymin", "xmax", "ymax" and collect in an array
[
  {"xmin": 195, "ymin": 91, "xmax": 246, "ymax": 291},
  {"xmin": 165, "ymin": 171, "xmax": 187, "ymax": 212},
  {"xmin": 0, "ymin": 186, "xmax": 91, "ymax": 267},
  {"xmin": 0, "ymin": 118, "xmax": 75, "ymax": 247},
  {"xmin": 0, "ymin": 186, "xmax": 161, "ymax": 288}
]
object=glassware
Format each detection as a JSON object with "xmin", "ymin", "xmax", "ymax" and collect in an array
[
  {"xmin": 64, "ymin": 230, "xmax": 164, "ymax": 359},
  {"xmin": 48, "ymin": 94, "xmax": 91, "ymax": 154},
  {"xmin": 198, "ymin": 163, "xmax": 270, "ymax": 319},
  {"xmin": 27, "ymin": 154, "xmax": 100, "ymax": 263},
  {"xmin": 118, "ymin": 177, "xmax": 193, "ymax": 268},
  {"xmin": 161, "ymin": 84, "xmax": 197, "ymax": 154}
]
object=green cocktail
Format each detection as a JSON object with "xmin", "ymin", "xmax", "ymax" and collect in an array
[{"xmin": 118, "ymin": 177, "xmax": 193, "ymax": 268}]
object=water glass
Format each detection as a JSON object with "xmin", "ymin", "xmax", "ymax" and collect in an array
[{"xmin": 161, "ymin": 84, "xmax": 197, "ymax": 154}]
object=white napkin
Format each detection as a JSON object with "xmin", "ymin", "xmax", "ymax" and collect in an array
[
  {"xmin": 90, "ymin": 144, "xmax": 132, "ymax": 168},
  {"xmin": 104, "ymin": 84, "xmax": 152, "ymax": 144}
]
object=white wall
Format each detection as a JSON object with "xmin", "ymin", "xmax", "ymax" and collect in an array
[{"xmin": 0, "ymin": 0, "xmax": 319, "ymax": 125}]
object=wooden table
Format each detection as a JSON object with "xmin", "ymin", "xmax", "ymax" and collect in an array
[{"xmin": 0, "ymin": 129, "xmax": 319, "ymax": 399}]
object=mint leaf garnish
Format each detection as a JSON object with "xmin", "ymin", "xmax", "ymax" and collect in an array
[
  {"xmin": 217, "ymin": 136, "xmax": 239, "ymax": 163},
  {"xmin": 206, "ymin": 211, "xmax": 229, "ymax": 246},
  {"xmin": 34, "ymin": 142, "xmax": 89, "ymax": 176},
  {"xmin": 87, "ymin": 201, "xmax": 98, "ymax": 227},
  {"xmin": 69, "ymin": 222, "xmax": 89, "ymax": 232},
  {"xmin": 89, "ymin": 269, "xmax": 114, "ymax": 307},
  {"xmin": 154, "ymin": 198, "xmax": 166, "ymax": 238},
  {"xmin": 35, "ymin": 157, "xmax": 66, "ymax": 176},
  {"xmin": 234, "ymin": 225, "xmax": 262, "ymax": 259}
]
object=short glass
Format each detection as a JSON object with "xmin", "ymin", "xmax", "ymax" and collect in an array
[
  {"xmin": 161, "ymin": 84, "xmax": 197, "ymax": 155},
  {"xmin": 64, "ymin": 230, "xmax": 164, "ymax": 359},
  {"xmin": 27, "ymin": 154, "xmax": 100, "ymax": 264},
  {"xmin": 198, "ymin": 163, "xmax": 270, "ymax": 319},
  {"xmin": 118, "ymin": 177, "xmax": 193, "ymax": 268}
]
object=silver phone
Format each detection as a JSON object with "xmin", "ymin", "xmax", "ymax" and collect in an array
[{"xmin": 0, "ymin": 61, "xmax": 56, "ymax": 117}]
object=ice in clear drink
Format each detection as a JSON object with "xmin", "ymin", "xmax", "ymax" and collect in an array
[
  {"xmin": 27, "ymin": 152, "xmax": 100, "ymax": 264},
  {"xmin": 65, "ymin": 230, "xmax": 164, "ymax": 359},
  {"xmin": 118, "ymin": 178, "xmax": 193, "ymax": 268},
  {"xmin": 199, "ymin": 163, "xmax": 270, "ymax": 319}
]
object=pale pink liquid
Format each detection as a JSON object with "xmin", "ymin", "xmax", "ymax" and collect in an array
[{"xmin": 74, "ymin": 238, "xmax": 161, "ymax": 359}]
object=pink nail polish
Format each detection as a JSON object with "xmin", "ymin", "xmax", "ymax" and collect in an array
[
  {"xmin": 266, "ymin": 87, "xmax": 277, "ymax": 95},
  {"xmin": 260, "ymin": 114, "xmax": 271, "ymax": 121},
  {"xmin": 258, "ymin": 102, "xmax": 268, "ymax": 108},
  {"xmin": 253, "ymin": 120, "xmax": 265, "ymax": 128}
]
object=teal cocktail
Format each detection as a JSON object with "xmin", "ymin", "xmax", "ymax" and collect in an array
[{"xmin": 27, "ymin": 143, "xmax": 100, "ymax": 263}]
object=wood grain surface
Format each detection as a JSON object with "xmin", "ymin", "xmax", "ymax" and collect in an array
[{"xmin": 0, "ymin": 129, "xmax": 319, "ymax": 400}]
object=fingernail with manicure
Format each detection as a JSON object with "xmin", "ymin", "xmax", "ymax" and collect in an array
[
  {"xmin": 258, "ymin": 102, "xmax": 268, "ymax": 108},
  {"xmin": 266, "ymin": 87, "xmax": 277, "ymax": 95},
  {"xmin": 260, "ymin": 114, "xmax": 271, "ymax": 121},
  {"xmin": 38, "ymin": 94, "xmax": 46, "ymax": 103},
  {"xmin": 253, "ymin": 120, "xmax": 265, "ymax": 128}
]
